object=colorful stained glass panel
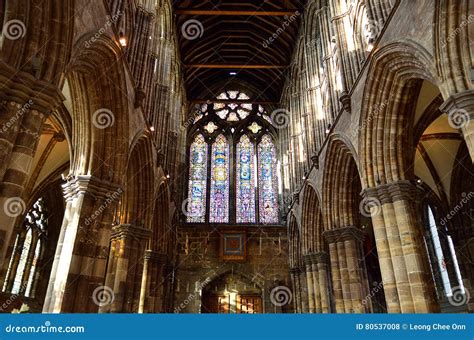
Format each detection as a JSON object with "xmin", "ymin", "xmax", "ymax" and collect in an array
[
  {"xmin": 187, "ymin": 134, "xmax": 208, "ymax": 222},
  {"xmin": 209, "ymin": 135, "xmax": 230, "ymax": 223},
  {"xmin": 258, "ymin": 135, "xmax": 279, "ymax": 224},
  {"xmin": 236, "ymin": 135, "xmax": 256, "ymax": 223}
]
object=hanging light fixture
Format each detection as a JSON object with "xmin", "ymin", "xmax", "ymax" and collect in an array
[
  {"xmin": 119, "ymin": 32, "xmax": 127, "ymax": 47},
  {"xmin": 325, "ymin": 124, "xmax": 331, "ymax": 134}
]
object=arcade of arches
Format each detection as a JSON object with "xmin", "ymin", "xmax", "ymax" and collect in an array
[{"xmin": 0, "ymin": 0, "xmax": 473, "ymax": 314}]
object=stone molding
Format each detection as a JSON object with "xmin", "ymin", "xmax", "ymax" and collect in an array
[
  {"xmin": 111, "ymin": 223, "xmax": 151, "ymax": 240},
  {"xmin": 144, "ymin": 249, "xmax": 168, "ymax": 264},
  {"xmin": 62, "ymin": 175, "xmax": 122, "ymax": 202},
  {"xmin": 303, "ymin": 252, "xmax": 329, "ymax": 265},
  {"xmin": 439, "ymin": 90, "xmax": 474, "ymax": 119},
  {"xmin": 361, "ymin": 179, "xmax": 417, "ymax": 204},
  {"xmin": 323, "ymin": 226, "xmax": 364, "ymax": 244}
]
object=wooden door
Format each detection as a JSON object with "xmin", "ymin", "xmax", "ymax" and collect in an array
[{"xmin": 237, "ymin": 295, "xmax": 262, "ymax": 313}]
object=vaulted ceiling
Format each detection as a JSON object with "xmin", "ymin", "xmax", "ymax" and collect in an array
[{"xmin": 173, "ymin": 0, "xmax": 306, "ymax": 104}]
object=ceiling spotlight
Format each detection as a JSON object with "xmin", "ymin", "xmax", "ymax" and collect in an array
[
  {"xmin": 119, "ymin": 32, "xmax": 127, "ymax": 47},
  {"xmin": 166, "ymin": 174, "xmax": 170, "ymax": 179},
  {"xmin": 229, "ymin": 72, "xmax": 237, "ymax": 76},
  {"xmin": 325, "ymin": 124, "xmax": 331, "ymax": 134}
]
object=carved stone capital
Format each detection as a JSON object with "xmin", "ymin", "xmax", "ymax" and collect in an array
[
  {"xmin": 323, "ymin": 226, "xmax": 365, "ymax": 244},
  {"xmin": 62, "ymin": 175, "xmax": 122, "ymax": 202},
  {"xmin": 303, "ymin": 252, "xmax": 328, "ymax": 266},
  {"xmin": 339, "ymin": 91, "xmax": 351, "ymax": 114},
  {"xmin": 144, "ymin": 249, "xmax": 168, "ymax": 264},
  {"xmin": 311, "ymin": 154, "xmax": 319, "ymax": 169},
  {"xmin": 0, "ymin": 61, "xmax": 65, "ymax": 114},
  {"xmin": 440, "ymin": 90, "xmax": 474, "ymax": 119},
  {"xmin": 111, "ymin": 224, "xmax": 151, "ymax": 240},
  {"xmin": 361, "ymin": 180, "xmax": 417, "ymax": 204},
  {"xmin": 289, "ymin": 266, "xmax": 302, "ymax": 275}
]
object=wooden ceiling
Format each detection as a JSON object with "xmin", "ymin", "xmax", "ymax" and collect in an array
[{"xmin": 173, "ymin": 0, "xmax": 306, "ymax": 103}]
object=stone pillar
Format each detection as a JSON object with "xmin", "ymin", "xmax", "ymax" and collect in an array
[
  {"xmin": 362, "ymin": 186, "xmax": 401, "ymax": 313},
  {"xmin": 0, "ymin": 102, "xmax": 47, "ymax": 270},
  {"xmin": 362, "ymin": 180, "xmax": 439, "ymax": 313},
  {"xmin": 303, "ymin": 254, "xmax": 315, "ymax": 313},
  {"xmin": 440, "ymin": 90, "xmax": 474, "ymax": 162},
  {"xmin": 324, "ymin": 226, "xmax": 370, "ymax": 313},
  {"xmin": 138, "ymin": 250, "xmax": 167, "ymax": 313},
  {"xmin": 101, "ymin": 224, "xmax": 150, "ymax": 313},
  {"xmin": 304, "ymin": 252, "xmax": 331, "ymax": 313},
  {"xmin": 289, "ymin": 267, "xmax": 302, "ymax": 313},
  {"xmin": 42, "ymin": 176, "xmax": 122, "ymax": 313}
]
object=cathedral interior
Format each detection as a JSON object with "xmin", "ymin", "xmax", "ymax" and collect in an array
[{"xmin": 0, "ymin": 0, "xmax": 473, "ymax": 314}]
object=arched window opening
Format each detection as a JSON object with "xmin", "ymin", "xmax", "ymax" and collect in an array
[
  {"xmin": 258, "ymin": 135, "xmax": 279, "ymax": 224},
  {"xmin": 236, "ymin": 135, "xmax": 256, "ymax": 224},
  {"xmin": 3, "ymin": 198, "xmax": 48, "ymax": 298},
  {"xmin": 209, "ymin": 135, "xmax": 230, "ymax": 223},
  {"xmin": 423, "ymin": 204, "xmax": 465, "ymax": 303},
  {"xmin": 187, "ymin": 134, "xmax": 208, "ymax": 223},
  {"xmin": 186, "ymin": 91, "xmax": 280, "ymax": 224}
]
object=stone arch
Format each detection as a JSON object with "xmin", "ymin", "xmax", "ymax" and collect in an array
[
  {"xmin": 0, "ymin": 0, "xmax": 73, "ymax": 85},
  {"xmin": 288, "ymin": 213, "xmax": 301, "ymax": 269},
  {"xmin": 119, "ymin": 132, "xmax": 155, "ymax": 228},
  {"xmin": 359, "ymin": 40, "xmax": 439, "ymax": 188},
  {"xmin": 322, "ymin": 134, "xmax": 362, "ymax": 231},
  {"xmin": 433, "ymin": 0, "xmax": 473, "ymax": 95},
  {"xmin": 301, "ymin": 183, "xmax": 323, "ymax": 254},
  {"xmin": 66, "ymin": 34, "xmax": 130, "ymax": 183},
  {"xmin": 151, "ymin": 181, "xmax": 171, "ymax": 255}
]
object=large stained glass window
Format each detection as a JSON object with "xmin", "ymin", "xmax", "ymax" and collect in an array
[
  {"xmin": 209, "ymin": 135, "xmax": 230, "ymax": 223},
  {"xmin": 236, "ymin": 135, "xmax": 256, "ymax": 223},
  {"xmin": 187, "ymin": 134, "xmax": 208, "ymax": 222},
  {"xmin": 3, "ymin": 197, "xmax": 47, "ymax": 297},
  {"xmin": 186, "ymin": 91, "xmax": 280, "ymax": 224},
  {"xmin": 258, "ymin": 135, "xmax": 279, "ymax": 224}
]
